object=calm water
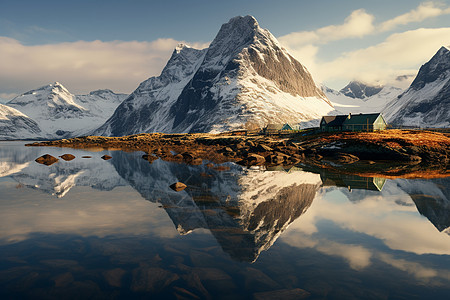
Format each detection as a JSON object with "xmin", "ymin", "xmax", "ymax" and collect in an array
[{"xmin": 0, "ymin": 141, "xmax": 449, "ymax": 299}]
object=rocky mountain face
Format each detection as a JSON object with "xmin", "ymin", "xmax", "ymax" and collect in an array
[
  {"xmin": 383, "ymin": 46, "xmax": 450, "ymax": 128},
  {"xmin": 339, "ymin": 81, "xmax": 384, "ymax": 100},
  {"xmin": 0, "ymin": 103, "xmax": 44, "ymax": 140},
  {"xmin": 95, "ymin": 15, "xmax": 332, "ymax": 136},
  {"xmin": 6, "ymin": 82, "xmax": 126, "ymax": 138}
]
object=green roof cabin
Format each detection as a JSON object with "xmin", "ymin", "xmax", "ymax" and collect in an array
[{"xmin": 320, "ymin": 113, "xmax": 386, "ymax": 132}]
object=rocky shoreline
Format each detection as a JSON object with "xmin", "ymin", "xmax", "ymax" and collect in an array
[{"xmin": 26, "ymin": 129, "xmax": 449, "ymax": 178}]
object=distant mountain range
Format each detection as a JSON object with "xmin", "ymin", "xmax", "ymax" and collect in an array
[
  {"xmin": 0, "ymin": 16, "xmax": 448, "ymax": 140},
  {"xmin": 3, "ymin": 83, "xmax": 126, "ymax": 139}
]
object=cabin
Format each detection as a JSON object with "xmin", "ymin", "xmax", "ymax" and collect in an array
[
  {"xmin": 263, "ymin": 123, "xmax": 297, "ymax": 135},
  {"xmin": 320, "ymin": 113, "xmax": 387, "ymax": 132},
  {"xmin": 264, "ymin": 123, "xmax": 283, "ymax": 135},
  {"xmin": 281, "ymin": 123, "xmax": 294, "ymax": 131}
]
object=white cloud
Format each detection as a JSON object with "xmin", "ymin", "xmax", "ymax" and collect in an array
[
  {"xmin": 0, "ymin": 37, "xmax": 208, "ymax": 95},
  {"xmin": 378, "ymin": 1, "xmax": 450, "ymax": 32},
  {"xmin": 279, "ymin": 2, "xmax": 450, "ymax": 48},
  {"xmin": 278, "ymin": 2, "xmax": 450, "ymax": 87},
  {"xmin": 279, "ymin": 9, "xmax": 375, "ymax": 47},
  {"xmin": 314, "ymin": 27, "xmax": 450, "ymax": 86}
]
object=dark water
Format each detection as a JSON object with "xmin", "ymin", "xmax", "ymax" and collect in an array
[{"xmin": 0, "ymin": 141, "xmax": 449, "ymax": 299}]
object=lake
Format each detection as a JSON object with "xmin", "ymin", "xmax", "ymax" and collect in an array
[{"xmin": 0, "ymin": 141, "xmax": 449, "ymax": 299}]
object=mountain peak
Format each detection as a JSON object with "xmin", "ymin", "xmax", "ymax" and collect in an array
[
  {"xmin": 409, "ymin": 46, "xmax": 450, "ymax": 91},
  {"xmin": 227, "ymin": 15, "xmax": 259, "ymax": 28},
  {"xmin": 440, "ymin": 45, "xmax": 450, "ymax": 52},
  {"xmin": 339, "ymin": 81, "xmax": 383, "ymax": 99}
]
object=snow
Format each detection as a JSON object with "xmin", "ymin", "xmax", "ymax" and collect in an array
[
  {"xmin": 382, "ymin": 46, "xmax": 450, "ymax": 128},
  {"xmin": 7, "ymin": 83, "xmax": 126, "ymax": 139},
  {"xmin": 323, "ymin": 85, "xmax": 403, "ymax": 115}
]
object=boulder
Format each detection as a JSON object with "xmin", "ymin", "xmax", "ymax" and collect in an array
[
  {"xmin": 246, "ymin": 154, "xmax": 266, "ymax": 166},
  {"xmin": 253, "ymin": 144, "xmax": 273, "ymax": 152},
  {"xmin": 35, "ymin": 154, "xmax": 59, "ymax": 166},
  {"xmin": 190, "ymin": 158, "xmax": 203, "ymax": 165},
  {"xmin": 59, "ymin": 154, "xmax": 75, "ymax": 161},
  {"xmin": 266, "ymin": 154, "xmax": 285, "ymax": 164},
  {"xmin": 170, "ymin": 182, "xmax": 187, "ymax": 192}
]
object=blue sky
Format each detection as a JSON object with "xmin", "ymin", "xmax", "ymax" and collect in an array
[{"xmin": 1, "ymin": 0, "xmax": 449, "ymax": 99}]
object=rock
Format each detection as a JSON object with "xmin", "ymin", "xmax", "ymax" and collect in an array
[
  {"xmin": 52, "ymin": 272, "xmax": 74, "ymax": 288},
  {"xmin": 35, "ymin": 154, "xmax": 59, "ymax": 166},
  {"xmin": 103, "ymin": 268, "xmax": 126, "ymax": 287},
  {"xmin": 182, "ymin": 152, "xmax": 195, "ymax": 161},
  {"xmin": 253, "ymin": 288, "xmax": 310, "ymax": 300},
  {"xmin": 190, "ymin": 158, "xmax": 203, "ymax": 165},
  {"xmin": 59, "ymin": 154, "xmax": 75, "ymax": 161},
  {"xmin": 253, "ymin": 144, "xmax": 273, "ymax": 152},
  {"xmin": 334, "ymin": 153, "xmax": 359, "ymax": 164},
  {"xmin": 174, "ymin": 154, "xmax": 184, "ymax": 160},
  {"xmin": 170, "ymin": 182, "xmax": 187, "ymax": 192},
  {"xmin": 243, "ymin": 267, "xmax": 280, "ymax": 291},
  {"xmin": 223, "ymin": 147, "xmax": 234, "ymax": 153},
  {"xmin": 101, "ymin": 155, "xmax": 112, "ymax": 160},
  {"xmin": 266, "ymin": 154, "xmax": 285, "ymax": 164},
  {"xmin": 246, "ymin": 154, "xmax": 266, "ymax": 166},
  {"xmin": 142, "ymin": 154, "xmax": 158, "ymax": 163},
  {"xmin": 131, "ymin": 267, "xmax": 179, "ymax": 292}
]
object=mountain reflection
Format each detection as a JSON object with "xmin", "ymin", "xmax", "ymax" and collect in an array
[
  {"xmin": 1, "ymin": 144, "xmax": 449, "ymax": 261},
  {"xmin": 110, "ymin": 151, "xmax": 321, "ymax": 262}
]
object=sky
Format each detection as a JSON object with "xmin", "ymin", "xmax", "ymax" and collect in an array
[{"xmin": 0, "ymin": 0, "xmax": 449, "ymax": 101}]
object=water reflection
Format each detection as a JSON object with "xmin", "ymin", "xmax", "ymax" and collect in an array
[
  {"xmin": 1, "ymin": 143, "xmax": 449, "ymax": 260},
  {"xmin": 0, "ymin": 142, "xmax": 449, "ymax": 298},
  {"xmin": 110, "ymin": 151, "xmax": 321, "ymax": 262}
]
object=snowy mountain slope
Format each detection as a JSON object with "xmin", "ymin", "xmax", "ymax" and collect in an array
[
  {"xmin": 95, "ymin": 15, "xmax": 332, "ymax": 136},
  {"xmin": 7, "ymin": 82, "xmax": 126, "ymax": 138},
  {"xmin": 339, "ymin": 81, "xmax": 383, "ymax": 100},
  {"xmin": 0, "ymin": 103, "xmax": 44, "ymax": 140},
  {"xmin": 323, "ymin": 85, "xmax": 403, "ymax": 115},
  {"xmin": 95, "ymin": 45, "xmax": 207, "ymax": 136},
  {"xmin": 383, "ymin": 46, "xmax": 450, "ymax": 128}
]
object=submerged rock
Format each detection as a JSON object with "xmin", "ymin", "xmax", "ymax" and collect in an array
[
  {"xmin": 35, "ymin": 154, "xmax": 59, "ymax": 166},
  {"xmin": 253, "ymin": 288, "xmax": 310, "ymax": 300}
]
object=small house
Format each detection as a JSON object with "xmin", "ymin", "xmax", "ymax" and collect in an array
[
  {"xmin": 281, "ymin": 123, "xmax": 294, "ymax": 131},
  {"xmin": 320, "ymin": 115, "xmax": 348, "ymax": 132},
  {"xmin": 320, "ymin": 113, "xmax": 387, "ymax": 132},
  {"xmin": 264, "ymin": 123, "xmax": 283, "ymax": 135}
]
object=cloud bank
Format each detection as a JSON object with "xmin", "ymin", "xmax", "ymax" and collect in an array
[
  {"xmin": 279, "ymin": 1, "xmax": 450, "ymax": 88},
  {"xmin": 0, "ymin": 37, "xmax": 208, "ymax": 96}
]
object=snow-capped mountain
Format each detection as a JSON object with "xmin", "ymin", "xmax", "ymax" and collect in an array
[
  {"xmin": 7, "ymin": 82, "xmax": 126, "ymax": 138},
  {"xmin": 96, "ymin": 15, "xmax": 332, "ymax": 136},
  {"xmin": 383, "ymin": 46, "xmax": 450, "ymax": 128},
  {"xmin": 322, "ymin": 84, "xmax": 403, "ymax": 115},
  {"xmin": 0, "ymin": 103, "xmax": 44, "ymax": 140},
  {"xmin": 339, "ymin": 81, "xmax": 384, "ymax": 100}
]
